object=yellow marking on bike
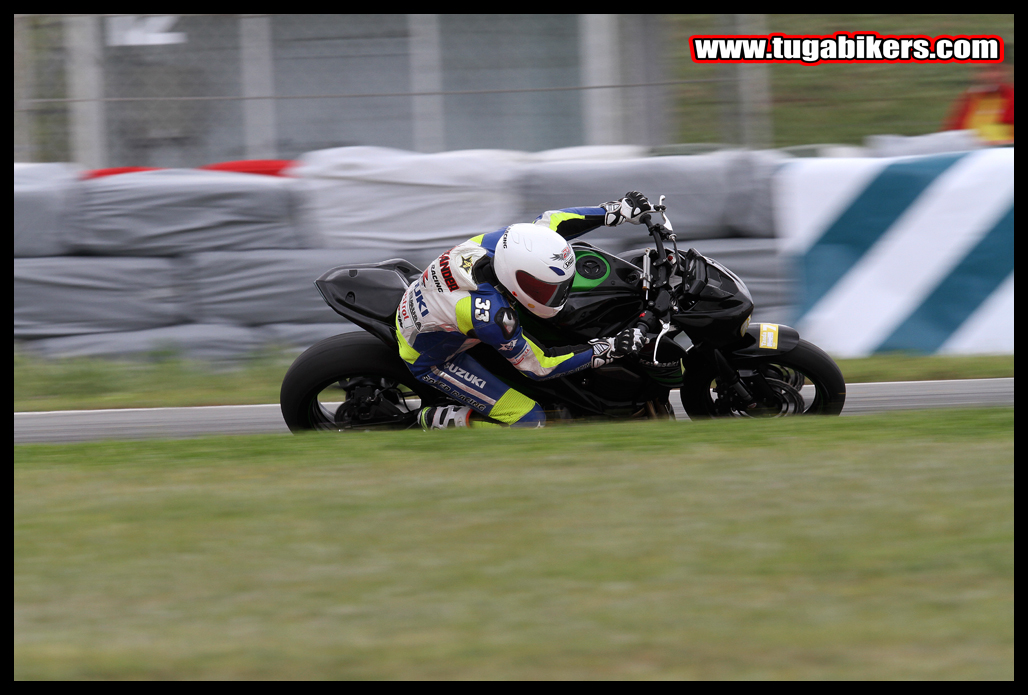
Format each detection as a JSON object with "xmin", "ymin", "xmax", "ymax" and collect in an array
[{"xmin": 759, "ymin": 323, "xmax": 779, "ymax": 349}]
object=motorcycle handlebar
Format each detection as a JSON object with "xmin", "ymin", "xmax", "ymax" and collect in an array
[
  {"xmin": 635, "ymin": 309, "xmax": 659, "ymax": 334},
  {"xmin": 639, "ymin": 213, "xmax": 667, "ymax": 263}
]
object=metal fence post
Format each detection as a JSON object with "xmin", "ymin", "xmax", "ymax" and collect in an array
[
  {"xmin": 64, "ymin": 14, "xmax": 107, "ymax": 168},
  {"xmin": 735, "ymin": 14, "xmax": 772, "ymax": 149},
  {"xmin": 408, "ymin": 14, "xmax": 445, "ymax": 153},
  {"xmin": 13, "ymin": 16, "xmax": 35, "ymax": 162},
  {"xmin": 580, "ymin": 14, "xmax": 625, "ymax": 146},
  {"xmin": 240, "ymin": 15, "xmax": 278, "ymax": 160}
]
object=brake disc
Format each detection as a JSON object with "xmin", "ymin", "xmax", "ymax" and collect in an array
[
  {"xmin": 743, "ymin": 377, "xmax": 805, "ymax": 417},
  {"xmin": 762, "ymin": 364, "xmax": 805, "ymax": 390}
]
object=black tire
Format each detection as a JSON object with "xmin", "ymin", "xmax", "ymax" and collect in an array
[
  {"xmin": 680, "ymin": 339, "xmax": 846, "ymax": 419},
  {"xmin": 280, "ymin": 332, "xmax": 442, "ymax": 433}
]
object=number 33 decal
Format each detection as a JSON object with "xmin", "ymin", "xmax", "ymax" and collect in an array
[{"xmin": 474, "ymin": 297, "xmax": 491, "ymax": 322}]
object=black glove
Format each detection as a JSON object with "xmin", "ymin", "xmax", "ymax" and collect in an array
[
  {"xmin": 588, "ymin": 327, "xmax": 649, "ymax": 368},
  {"xmin": 613, "ymin": 325, "xmax": 649, "ymax": 357},
  {"xmin": 603, "ymin": 191, "xmax": 655, "ymax": 226}
]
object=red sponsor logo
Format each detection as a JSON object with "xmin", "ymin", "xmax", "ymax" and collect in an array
[
  {"xmin": 512, "ymin": 345, "xmax": 532, "ymax": 366},
  {"xmin": 438, "ymin": 251, "xmax": 460, "ymax": 292}
]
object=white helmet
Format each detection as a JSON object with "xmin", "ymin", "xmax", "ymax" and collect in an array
[{"xmin": 493, "ymin": 223, "xmax": 576, "ymax": 319}]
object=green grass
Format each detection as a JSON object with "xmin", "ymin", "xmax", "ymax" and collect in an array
[
  {"xmin": 14, "ymin": 409, "xmax": 1014, "ymax": 679},
  {"xmin": 669, "ymin": 14, "xmax": 1015, "ymax": 147},
  {"xmin": 13, "ymin": 345, "xmax": 1014, "ymax": 412},
  {"xmin": 835, "ymin": 353, "xmax": 1013, "ymax": 384},
  {"xmin": 13, "ymin": 346, "xmax": 294, "ymax": 412}
]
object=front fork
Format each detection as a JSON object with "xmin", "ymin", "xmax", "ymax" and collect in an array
[
  {"xmin": 696, "ymin": 346, "xmax": 780, "ymax": 414},
  {"xmin": 710, "ymin": 349, "xmax": 757, "ymax": 413}
]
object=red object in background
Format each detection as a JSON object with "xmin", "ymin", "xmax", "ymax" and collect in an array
[
  {"xmin": 199, "ymin": 159, "xmax": 296, "ymax": 176},
  {"xmin": 942, "ymin": 84, "xmax": 1015, "ymax": 145},
  {"xmin": 80, "ymin": 166, "xmax": 163, "ymax": 179},
  {"xmin": 81, "ymin": 159, "xmax": 297, "ymax": 179}
]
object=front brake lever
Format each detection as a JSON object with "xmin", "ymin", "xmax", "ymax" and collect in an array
[{"xmin": 652, "ymin": 320, "xmax": 672, "ymax": 360}]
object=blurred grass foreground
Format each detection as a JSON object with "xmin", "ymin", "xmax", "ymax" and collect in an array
[{"xmin": 14, "ymin": 410, "xmax": 1013, "ymax": 679}]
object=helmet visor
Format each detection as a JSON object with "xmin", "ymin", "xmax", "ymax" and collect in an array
[{"xmin": 515, "ymin": 270, "xmax": 574, "ymax": 308}]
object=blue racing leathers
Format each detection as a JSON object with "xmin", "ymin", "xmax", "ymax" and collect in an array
[{"xmin": 396, "ymin": 206, "xmax": 613, "ymax": 426}]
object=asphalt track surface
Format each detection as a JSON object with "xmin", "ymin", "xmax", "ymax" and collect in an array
[{"xmin": 13, "ymin": 378, "xmax": 1014, "ymax": 444}]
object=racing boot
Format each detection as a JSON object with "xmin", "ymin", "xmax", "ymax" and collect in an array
[{"xmin": 417, "ymin": 405, "xmax": 473, "ymax": 430}]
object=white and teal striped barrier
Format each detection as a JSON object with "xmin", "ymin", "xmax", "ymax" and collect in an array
[{"xmin": 776, "ymin": 148, "xmax": 1013, "ymax": 357}]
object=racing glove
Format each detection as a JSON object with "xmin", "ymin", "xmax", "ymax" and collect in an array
[
  {"xmin": 588, "ymin": 327, "xmax": 649, "ymax": 368},
  {"xmin": 602, "ymin": 191, "xmax": 656, "ymax": 226},
  {"xmin": 613, "ymin": 325, "xmax": 649, "ymax": 356}
]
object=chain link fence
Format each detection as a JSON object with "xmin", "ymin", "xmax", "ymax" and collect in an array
[
  {"xmin": 14, "ymin": 14, "xmax": 1014, "ymax": 168},
  {"xmin": 14, "ymin": 14, "xmax": 679, "ymax": 169}
]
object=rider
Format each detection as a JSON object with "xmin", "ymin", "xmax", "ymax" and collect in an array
[{"xmin": 397, "ymin": 191, "xmax": 658, "ymax": 430}]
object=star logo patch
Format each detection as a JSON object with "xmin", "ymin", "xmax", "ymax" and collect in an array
[{"xmin": 460, "ymin": 255, "xmax": 474, "ymax": 272}]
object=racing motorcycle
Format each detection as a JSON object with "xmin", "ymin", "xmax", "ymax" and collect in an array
[{"xmin": 280, "ymin": 198, "xmax": 845, "ymax": 431}]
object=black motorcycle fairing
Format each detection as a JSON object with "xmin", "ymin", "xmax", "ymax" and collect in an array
[
  {"xmin": 554, "ymin": 293, "xmax": 648, "ymax": 340},
  {"xmin": 314, "ymin": 259, "xmax": 421, "ymax": 348},
  {"xmin": 669, "ymin": 255, "xmax": 754, "ymax": 346},
  {"xmin": 724, "ymin": 323, "xmax": 802, "ymax": 358},
  {"xmin": 678, "ymin": 323, "xmax": 804, "ymax": 409},
  {"xmin": 550, "ymin": 244, "xmax": 648, "ymax": 340}
]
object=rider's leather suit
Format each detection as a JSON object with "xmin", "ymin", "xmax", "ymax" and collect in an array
[{"xmin": 396, "ymin": 206, "xmax": 612, "ymax": 426}]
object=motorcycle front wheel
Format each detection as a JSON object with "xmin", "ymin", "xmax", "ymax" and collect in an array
[
  {"xmin": 680, "ymin": 339, "xmax": 846, "ymax": 419},
  {"xmin": 280, "ymin": 332, "xmax": 442, "ymax": 433}
]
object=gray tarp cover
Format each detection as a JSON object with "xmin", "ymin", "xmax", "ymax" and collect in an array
[
  {"xmin": 291, "ymin": 145, "xmax": 782, "ymax": 267},
  {"xmin": 14, "ymin": 146, "xmax": 787, "ymax": 357},
  {"xmin": 14, "ymin": 257, "xmax": 187, "ymax": 339},
  {"xmin": 184, "ymin": 249, "xmax": 400, "ymax": 326},
  {"xmin": 292, "ymin": 146, "xmax": 527, "ymax": 254},
  {"xmin": 291, "ymin": 145, "xmax": 653, "ymax": 254},
  {"xmin": 68, "ymin": 168, "xmax": 318, "ymax": 255},
  {"xmin": 13, "ymin": 163, "xmax": 82, "ymax": 257},
  {"xmin": 517, "ymin": 150, "xmax": 783, "ymax": 242}
]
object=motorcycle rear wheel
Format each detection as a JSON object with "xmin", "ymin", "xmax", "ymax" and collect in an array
[
  {"xmin": 280, "ymin": 332, "xmax": 441, "ymax": 433},
  {"xmin": 680, "ymin": 339, "xmax": 846, "ymax": 419}
]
